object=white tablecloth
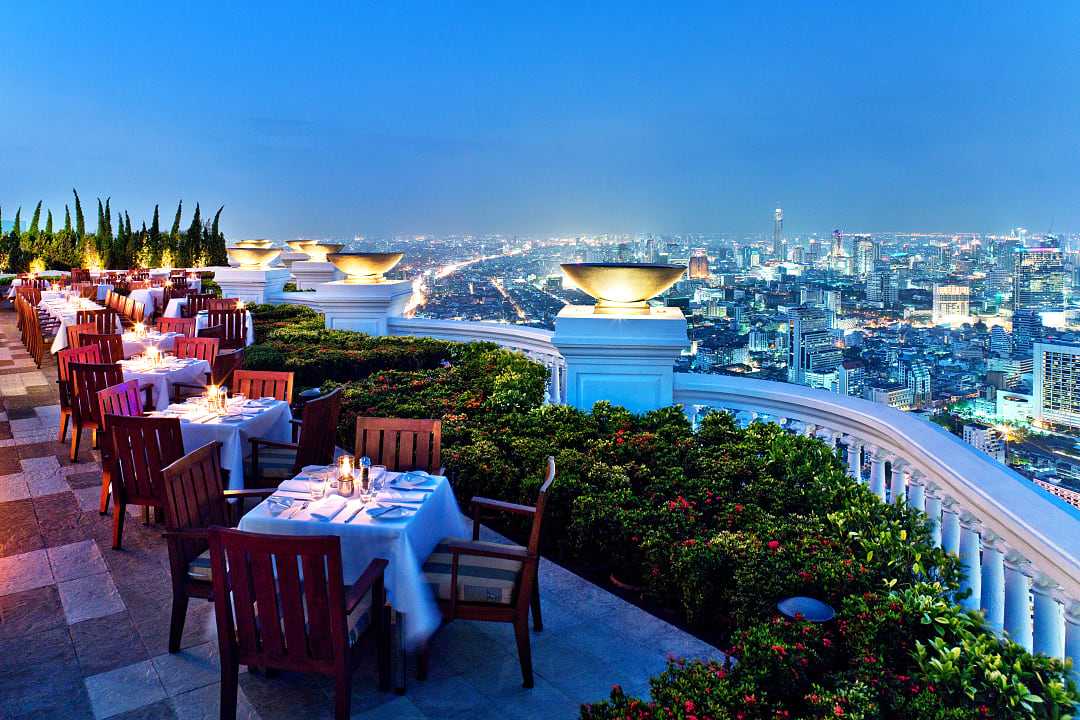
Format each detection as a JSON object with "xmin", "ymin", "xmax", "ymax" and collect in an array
[
  {"xmin": 163, "ymin": 299, "xmax": 255, "ymax": 345},
  {"xmin": 238, "ymin": 472, "xmax": 468, "ymax": 650},
  {"xmin": 119, "ymin": 356, "xmax": 210, "ymax": 411},
  {"xmin": 128, "ymin": 288, "xmax": 166, "ymax": 316},
  {"xmin": 39, "ymin": 296, "xmax": 110, "ymax": 353},
  {"xmin": 152, "ymin": 399, "xmax": 292, "ymax": 488},
  {"xmin": 121, "ymin": 330, "xmax": 181, "ymax": 359}
]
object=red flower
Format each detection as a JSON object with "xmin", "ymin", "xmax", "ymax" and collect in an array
[
  {"xmin": 734, "ymin": 503, "xmax": 744, "ymax": 512},
  {"xmin": 683, "ymin": 700, "xmax": 695, "ymax": 712},
  {"xmin": 767, "ymin": 540, "xmax": 780, "ymax": 551},
  {"xmin": 833, "ymin": 704, "xmax": 844, "ymax": 717},
  {"xmin": 770, "ymin": 644, "xmax": 787, "ymax": 656}
]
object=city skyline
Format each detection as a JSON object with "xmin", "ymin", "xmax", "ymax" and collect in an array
[{"xmin": 2, "ymin": 2, "xmax": 1079, "ymax": 237}]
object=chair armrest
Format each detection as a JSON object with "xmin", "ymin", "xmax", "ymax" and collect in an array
[
  {"xmin": 470, "ymin": 497, "xmax": 536, "ymax": 517},
  {"xmin": 248, "ymin": 437, "xmax": 299, "ymax": 452},
  {"xmin": 223, "ymin": 488, "xmax": 277, "ymax": 499},
  {"xmin": 161, "ymin": 528, "xmax": 209, "ymax": 541},
  {"xmin": 445, "ymin": 539, "xmax": 531, "ymax": 563},
  {"xmin": 346, "ymin": 558, "xmax": 389, "ymax": 613}
]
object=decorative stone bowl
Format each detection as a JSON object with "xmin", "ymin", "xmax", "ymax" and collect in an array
[
  {"xmin": 302, "ymin": 242, "xmax": 346, "ymax": 262},
  {"xmin": 226, "ymin": 247, "xmax": 281, "ymax": 269},
  {"xmin": 285, "ymin": 240, "xmax": 313, "ymax": 253},
  {"xmin": 326, "ymin": 252, "xmax": 405, "ymax": 283},
  {"xmin": 233, "ymin": 239, "xmax": 273, "ymax": 249},
  {"xmin": 560, "ymin": 263, "xmax": 686, "ymax": 312}
]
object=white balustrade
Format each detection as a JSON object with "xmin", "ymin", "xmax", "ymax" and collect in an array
[
  {"xmin": 868, "ymin": 451, "xmax": 888, "ymax": 500},
  {"xmin": 981, "ymin": 540, "xmax": 1006, "ymax": 634},
  {"xmin": 1004, "ymin": 555, "xmax": 1034, "ymax": 651},
  {"xmin": 889, "ymin": 460, "xmax": 907, "ymax": 503},
  {"xmin": 958, "ymin": 517, "xmax": 982, "ymax": 613}
]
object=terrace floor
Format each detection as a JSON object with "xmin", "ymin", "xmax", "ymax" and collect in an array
[{"xmin": 0, "ymin": 311, "xmax": 722, "ymax": 720}]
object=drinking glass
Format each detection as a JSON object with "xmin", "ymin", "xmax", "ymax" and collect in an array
[
  {"xmin": 371, "ymin": 465, "xmax": 388, "ymax": 492},
  {"xmin": 310, "ymin": 478, "xmax": 326, "ymax": 501}
]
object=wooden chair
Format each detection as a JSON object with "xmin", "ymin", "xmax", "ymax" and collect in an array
[
  {"xmin": 249, "ymin": 388, "xmax": 342, "ymax": 486},
  {"xmin": 208, "ymin": 309, "xmax": 248, "ymax": 350},
  {"xmin": 353, "ymin": 417, "xmax": 442, "ymax": 474},
  {"xmin": 231, "ymin": 370, "xmax": 293, "ymax": 402},
  {"xmin": 157, "ymin": 316, "xmax": 197, "ymax": 337},
  {"xmin": 129, "ymin": 300, "xmax": 147, "ymax": 324},
  {"xmin": 175, "ymin": 336, "xmax": 219, "ymax": 363},
  {"xmin": 78, "ymin": 285, "xmax": 97, "ymax": 300},
  {"xmin": 69, "ymin": 362, "xmax": 123, "ymax": 461},
  {"xmin": 171, "ymin": 347, "xmax": 241, "ymax": 402},
  {"xmin": 81, "ymin": 332, "xmax": 125, "ymax": 363},
  {"xmin": 420, "ymin": 456, "xmax": 555, "ymax": 688},
  {"xmin": 66, "ymin": 321, "xmax": 96, "ymax": 350},
  {"xmin": 208, "ymin": 527, "xmax": 390, "ymax": 720},
  {"xmin": 16, "ymin": 298, "xmax": 50, "ymax": 368},
  {"xmin": 96, "ymin": 380, "xmax": 144, "ymax": 516},
  {"xmin": 197, "ymin": 324, "xmax": 224, "ymax": 341},
  {"xmin": 106, "ymin": 415, "xmax": 185, "ymax": 549},
  {"xmin": 207, "ymin": 298, "xmax": 237, "ymax": 311},
  {"xmin": 168, "ymin": 276, "xmax": 189, "ymax": 294},
  {"xmin": 182, "ymin": 293, "xmax": 214, "ymax": 317},
  {"xmin": 56, "ymin": 345, "xmax": 102, "ymax": 442},
  {"xmin": 76, "ymin": 308, "xmax": 118, "ymax": 335},
  {"xmin": 160, "ymin": 442, "xmax": 277, "ymax": 653}
]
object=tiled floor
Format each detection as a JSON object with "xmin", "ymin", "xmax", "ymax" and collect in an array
[{"xmin": 0, "ymin": 309, "xmax": 723, "ymax": 720}]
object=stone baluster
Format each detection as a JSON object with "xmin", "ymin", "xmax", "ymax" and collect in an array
[
  {"xmin": 1003, "ymin": 552, "xmax": 1033, "ymax": 652},
  {"xmin": 907, "ymin": 471, "xmax": 926, "ymax": 513},
  {"xmin": 940, "ymin": 499, "xmax": 961, "ymax": 555},
  {"xmin": 889, "ymin": 460, "xmax": 907, "ymax": 504},
  {"xmin": 1065, "ymin": 602, "xmax": 1080, "ymax": 685},
  {"xmin": 868, "ymin": 449, "xmax": 887, "ymax": 501},
  {"xmin": 924, "ymin": 487, "xmax": 943, "ymax": 547},
  {"xmin": 802, "ymin": 422, "xmax": 817, "ymax": 437},
  {"xmin": 1031, "ymin": 577, "xmax": 1065, "ymax": 660},
  {"xmin": 957, "ymin": 514, "xmax": 982, "ymax": 613},
  {"xmin": 980, "ymin": 534, "xmax": 1005, "ymax": 635},
  {"xmin": 845, "ymin": 437, "xmax": 862, "ymax": 482}
]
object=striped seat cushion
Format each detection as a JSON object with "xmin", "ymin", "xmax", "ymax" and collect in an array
[
  {"xmin": 188, "ymin": 549, "xmax": 212, "ymax": 582},
  {"xmin": 250, "ymin": 446, "xmax": 298, "ymax": 479},
  {"xmin": 422, "ymin": 538, "xmax": 523, "ymax": 605}
]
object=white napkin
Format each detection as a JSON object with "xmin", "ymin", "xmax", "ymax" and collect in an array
[
  {"xmin": 379, "ymin": 489, "xmax": 427, "ymax": 503},
  {"xmin": 308, "ymin": 495, "xmax": 347, "ymax": 521},
  {"xmin": 277, "ymin": 479, "xmax": 312, "ymax": 493}
]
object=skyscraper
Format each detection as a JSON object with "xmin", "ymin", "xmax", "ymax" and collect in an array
[
  {"xmin": 852, "ymin": 236, "xmax": 878, "ymax": 278},
  {"xmin": 1012, "ymin": 309, "xmax": 1042, "ymax": 355},
  {"xmin": 865, "ymin": 266, "xmax": 899, "ymax": 308},
  {"xmin": 786, "ymin": 306, "xmax": 841, "ymax": 385},
  {"xmin": 687, "ymin": 248, "xmax": 709, "ymax": 279},
  {"xmin": 1013, "ymin": 247, "xmax": 1065, "ymax": 309},
  {"xmin": 1033, "ymin": 342, "xmax": 1080, "ymax": 431},
  {"xmin": 903, "ymin": 360, "xmax": 932, "ymax": 408},
  {"xmin": 772, "ymin": 207, "xmax": 784, "ymax": 259},
  {"xmin": 932, "ymin": 284, "xmax": 971, "ymax": 325}
]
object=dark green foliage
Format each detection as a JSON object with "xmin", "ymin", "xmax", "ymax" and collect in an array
[
  {"xmin": 73, "ymin": 189, "xmax": 85, "ymax": 237},
  {"xmin": 44, "ymin": 210, "xmax": 52, "ymax": 236}
]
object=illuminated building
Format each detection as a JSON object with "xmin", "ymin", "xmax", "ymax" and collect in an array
[
  {"xmin": 772, "ymin": 207, "xmax": 784, "ymax": 259},
  {"xmin": 687, "ymin": 248, "xmax": 709, "ymax": 279},
  {"xmin": 932, "ymin": 284, "xmax": 971, "ymax": 325},
  {"xmin": 837, "ymin": 359, "xmax": 866, "ymax": 398},
  {"xmin": 1033, "ymin": 342, "xmax": 1080, "ymax": 431},
  {"xmin": 865, "ymin": 267, "xmax": 898, "ymax": 308},
  {"xmin": 963, "ymin": 424, "xmax": 1006, "ymax": 463},
  {"xmin": 1013, "ymin": 247, "xmax": 1065, "ymax": 309},
  {"xmin": 787, "ymin": 306, "xmax": 841, "ymax": 384},
  {"xmin": 852, "ymin": 236, "xmax": 878, "ymax": 278},
  {"xmin": 1011, "ymin": 309, "xmax": 1042, "ymax": 354}
]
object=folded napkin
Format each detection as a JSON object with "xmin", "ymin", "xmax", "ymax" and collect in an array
[
  {"xmin": 309, "ymin": 495, "xmax": 347, "ymax": 521},
  {"xmin": 277, "ymin": 479, "xmax": 312, "ymax": 494},
  {"xmin": 379, "ymin": 489, "xmax": 427, "ymax": 503},
  {"xmin": 301, "ymin": 464, "xmax": 329, "ymax": 473}
]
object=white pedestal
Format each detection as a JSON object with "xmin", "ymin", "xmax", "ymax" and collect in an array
[
  {"xmin": 213, "ymin": 267, "xmax": 291, "ymax": 304},
  {"xmin": 552, "ymin": 305, "xmax": 688, "ymax": 414},
  {"xmin": 279, "ymin": 252, "xmax": 309, "ymax": 269},
  {"xmin": 291, "ymin": 261, "xmax": 343, "ymax": 290},
  {"xmin": 313, "ymin": 280, "xmax": 414, "ymax": 336}
]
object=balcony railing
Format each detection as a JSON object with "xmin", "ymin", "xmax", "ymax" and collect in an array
[{"xmin": 301, "ymin": 309, "xmax": 1080, "ymax": 671}]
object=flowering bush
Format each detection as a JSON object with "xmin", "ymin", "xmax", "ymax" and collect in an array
[{"xmin": 247, "ymin": 305, "xmax": 1078, "ymax": 719}]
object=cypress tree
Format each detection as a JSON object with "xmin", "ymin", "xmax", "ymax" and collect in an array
[
  {"xmin": 45, "ymin": 210, "xmax": 53, "ymax": 236},
  {"xmin": 170, "ymin": 200, "xmax": 182, "ymax": 236},
  {"xmin": 73, "ymin": 189, "xmax": 85, "ymax": 238},
  {"xmin": 64, "ymin": 205, "xmax": 72, "ymax": 233},
  {"xmin": 148, "ymin": 205, "xmax": 162, "ymax": 266},
  {"xmin": 28, "ymin": 201, "xmax": 42, "ymax": 237},
  {"xmin": 183, "ymin": 203, "xmax": 202, "ymax": 266},
  {"xmin": 13, "ymin": 207, "xmax": 21, "ymax": 236},
  {"xmin": 209, "ymin": 205, "xmax": 228, "ymax": 265}
]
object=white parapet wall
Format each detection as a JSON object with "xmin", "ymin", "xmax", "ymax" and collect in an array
[{"xmin": 213, "ymin": 267, "xmax": 291, "ymax": 304}]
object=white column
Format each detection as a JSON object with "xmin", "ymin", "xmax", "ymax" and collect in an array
[
  {"xmin": 980, "ymin": 538, "xmax": 1005, "ymax": 635},
  {"xmin": 925, "ymin": 490, "xmax": 943, "ymax": 547},
  {"xmin": 1065, "ymin": 602, "xmax": 1080, "ymax": 685},
  {"xmin": 889, "ymin": 461, "xmax": 907, "ymax": 504},
  {"xmin": 868, "ymin": 451, "xmax": 887, "ymax": 501},
  {"xmin": 1032, "ymin": 578, "xmax": 1065, "ymax": 659},
  {"xmin": 907, "ymin": 472, "xmax": 926, "ymax": 513},
  {"xmin": 1004, "ymin": 554, "xmax": 1033, "ymax": 652},
  {"xmin": 957, "ymin": 516, "xmax": 981, "ymax": 613},
  {"xmin": 940, "ymin": 501, "xmax": 961, "ymax": 555},
  {"xmin": 802, "ymin": 422, "xmax": 817, "ymax": 437},
  {"xmin": 846, "ymin": 438, "xmax": 862, "ymax": 482}
]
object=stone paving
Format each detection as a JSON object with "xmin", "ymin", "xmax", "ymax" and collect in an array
[{"xmin": 0, "ymin": 308, "xmax": 722, "ymax": 720}]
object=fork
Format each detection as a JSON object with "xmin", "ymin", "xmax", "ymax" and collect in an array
[{"xmin": 287, "ymin": 501, "xmax": 308, "ymax": 519}]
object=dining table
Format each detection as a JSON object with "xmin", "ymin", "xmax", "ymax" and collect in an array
[
  {"xmin": 120, "ymin": 329, "xmax": 182, "ymax": 358},
  {"xmin": 238, "ymin": 466, "xmax": 468, "ymax": 682},
  {"xmin": 38, "ymin": 294, "xmax": 112, "ymax": 353},
  {"xmin": 118, "ymin": 354, "xmax": 211, "ymax": 411},
  {"xmin": 147, "ymin": 396, "xmax": 293, "ymax": 488},
  {"xmin": 162, "ymin": 299, "xmax": 255, "ymax": 345}
]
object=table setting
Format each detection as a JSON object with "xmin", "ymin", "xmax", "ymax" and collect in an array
[
  {"xmin": 162, "ymin": 298, "xmax": 255, "ymax": 345},
  {"xmin": 238, "ymin": 456, "xmax": 468, "ymax": 650},
  {"xmin": 119, "ymin": 346, "xmax": 212, "ymax": 410},
  {"xmin": 40, "ymin": 294, "xmax": 110, "ymax": 353},
  {"xmin": 121, "ymin": 322, "xmax": 182, "ymax": 357},
  {"xmin": 148, "ymin": 388, "xmax": 293, "ymax": 488}
]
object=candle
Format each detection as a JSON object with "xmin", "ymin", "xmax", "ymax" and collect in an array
[
  {"xmin": 133, "ymin": 322, "xmax": 146, "ymax": 339},
  {"xmin": 236, "ymin": 300, "xmax": 247, "ymax": 311},
  {"xmin": 337, "ymin": 454, "xmax": 354, "ymax": 479}
]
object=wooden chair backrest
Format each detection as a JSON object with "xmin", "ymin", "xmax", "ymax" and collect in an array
[
  {"xmin": 527, "ymin": 456, "xmax": 557, "ymax": 556},
  {"xmin": 129, "ymin": 280, "xmax": 149, "ymax": 290},
  {"xmin": 107, "ymin": 415, "xmax": 184, "ymax": 508},
  {"xmin": 121, "ymin": 296, "xmax": 135, "ymax": 319},
  {"xmin": 232, "ymin": 370, "xmax": 293, "ymax": 402},
  {"xmin": 16, "ymin": 298, "xmax": 45, "ymax": 367},
  {"xmin": 157, "ymin": 317, "xmax": 197, "ymax": 337},
  {"xmin": 161, "ymin": 442, "xmax": 228, "ymax": 580},
  {"xmin": 130, "ymin": 300, "xmax": 146, "ymax": 323},
  {"xmin": 212, "ymin": 349, "xmax": 244, "ymax": 387},
  {"xmin": 67, "ymin": 321, "xmax": 96, "ymax": 350},
  {"xmin": 57, "ymin": 344, "xmax": 103, "ymax": 411},
  {"xmin": 78, "ymin": 285, "xmax": 97, "ymax": 300},
  {"xmin": 15, "ymin": 286, "xmax": 41, "ymax": 304},
  {"xmin": 70, "ymin": 362, "xmax": 123, "ymax": 426},
  {"xmin": 208, "ymin": 527, "xmax": 347, "ymax": 674},
  {"xmin": 76, "ymin": 309, "xmax": 117, "ymax": 334},
  {"xmin": 169, "ymin": 276, "xmax": 189, "ymax": 293},
  {"xmin": 185, "ymin": 293, "xmax": 215, "ymax": 316},
  {"xmin": 81, "ymin": 333, "xmax": 125, "ymax": 364},
  {"xmin": 207, "ymin": 309, "xmax": 247, "ymax": 350},
  {"xmin": 175, "ymin": 336, "xmax": 219, "ymax": 363},
  {"xmin": 353, "ymin": 417, "xmax": 442, "ymax": 474},
  {"xmin": 295, "ymin": 388, "xmax": 343, "ymax": 470},
  {"xmin": 197, "ymin": 324, "xmax": 224, "ymax": 341},
  {"xmin": 71, "ymin": 269, "xmax": 91, "ymax": 283},
  {"xmin": 207, "ymin": 298, "xmax": 237, "ymax": 311},
  {"xmin": 97, "ymin": 380, "xmax": 144, "ymax": 434}
]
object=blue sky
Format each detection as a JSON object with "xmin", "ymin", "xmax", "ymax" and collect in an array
[{"xmin": 1, "ymin": 2, "xmax": 1077, "ymax": 238}]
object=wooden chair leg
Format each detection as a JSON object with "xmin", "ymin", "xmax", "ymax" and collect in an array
[
  {"xmin": 531, "ymin": 571, "xmax": 543, "ymax": 632},
  {"xmin": 377, "ymin": 605, "xmax": 391, "ymax": 692},
  {"xmin": 334, "ymin": 667, "xmax": 352, "ymax": 720},
  {"xmin": 57, "ymin": 410, "xmax": 70, "ymax": 442},
  {"xmin": 168, "ymin": 593, "xmax": 188, "ymax": 653},
  {"xmin": 220, "ymin": 659, "xmax": 240, "ymax": 720},
  {"xmin": 70, "ymin": 424, "xmax": 82, "ymax": 462},
  {"xmin": 417, "ymin": 641, "xmax": 430, "ymax": 681},
  {"xmin": 513, "ymin": 617, "xmax": 534, "ymax": 688},
  {"xmin": 112, "ymin": 501, "xmax": 126, "ymax": 550}
]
